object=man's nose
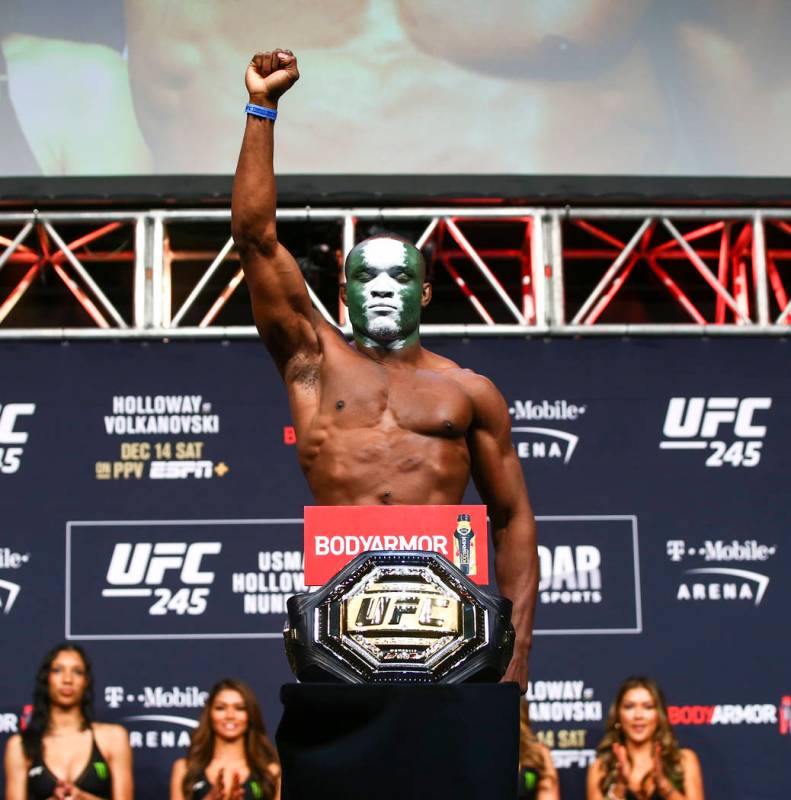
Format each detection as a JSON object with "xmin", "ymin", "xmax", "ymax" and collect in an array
[{"xmin": 369, "ymin": 274, "xmax": 394, "ymax": 295}]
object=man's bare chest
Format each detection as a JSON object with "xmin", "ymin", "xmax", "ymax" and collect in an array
[
  {"xmin": 292, "ymin": 349, "xmax": 475, "ymax": 440},
  {"xmin": 326, "ymin": 363, "xmax": 473, "ymax": 437}
]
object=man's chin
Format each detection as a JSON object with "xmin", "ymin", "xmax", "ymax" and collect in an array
[{"xmin": 367, "ymin": 320, "xmax": 401, "ymax": 341}]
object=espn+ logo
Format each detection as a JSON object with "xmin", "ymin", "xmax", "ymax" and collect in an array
[
  {"xmin": 660, "ymin": 397, "xmax": 771, "ymax": 468},
  {"xmin": 0, "ymin": 403, "xmax": 35, "ymax": 475},
  {"xmin": 103, "ymin": 542, "xmax": 221, "ymax": 616}
]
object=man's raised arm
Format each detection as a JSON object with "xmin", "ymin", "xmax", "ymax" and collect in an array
[{"xmin": 231, "ymin": 50, "xmax": 319, "ymax": 375}]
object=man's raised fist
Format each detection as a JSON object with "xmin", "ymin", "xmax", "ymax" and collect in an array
[{"xmin": 246, "ymin": 50, "xmax": 299, "ymax": 105}]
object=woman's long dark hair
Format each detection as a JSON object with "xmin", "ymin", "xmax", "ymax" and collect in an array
[
  {"xmin": 183, "ymin": 678, "xmax": 279, "ymax": 800},
  {"xmin": 21, "ymin": 643, "xmax": 94, "ymax": 763}
]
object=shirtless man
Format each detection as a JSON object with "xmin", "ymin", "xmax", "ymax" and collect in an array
[{"xmin": 231, "ymin": 50, "xmax": 537, "ymax": 689}]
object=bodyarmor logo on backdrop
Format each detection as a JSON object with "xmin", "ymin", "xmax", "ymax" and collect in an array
[
  {"xmin": 659, "ymin": 396, "xmax": 771, "ymax": 467},
  {"xmin": 509, "ymin": 399, "xmax": 586, "ymax": 464},
  {"xmin": 103, "ymin": 542, "xmax": 221, "ymax": 616},
  {"xmin": 666, "ymin": 537, "xmax": 774, "ymax": 605},
  {"xmin": 668, "ymin": 702, "xmax": 778, "ymax": 727},
  {"xmin": 0, "ymin": 403, "xmax": 36, "ymax": 475},
  {"xmin": 0, "ymin": 547, "xmax": 31, "ymax": 614}
]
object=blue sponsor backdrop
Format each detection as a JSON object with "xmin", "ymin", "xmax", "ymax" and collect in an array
[{"xmin": 0, "ymin": 338, "xmax": 789, "ymax": 798}]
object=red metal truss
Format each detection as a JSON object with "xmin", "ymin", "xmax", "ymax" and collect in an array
[
  {"xmin": 1, "ymin": 208, "xmax": 788, "ymax": 335},
  {"xmin": 423, "ymin": 217, "xmax": 535, "ymax": 326},
  {"xmin": 766, "ymin": 220, "xmax": 791, "ymax": 324},
  {"xmin": 0, "ymin": 219, "xmax": 132, "ymax": 327},
  {"xmin": 565, "ymin": 215, "xmax": 761, "ymax": 325},
  {"xmin": 162, "ymin": 214, "xmax": 538, "ymax": 330}
]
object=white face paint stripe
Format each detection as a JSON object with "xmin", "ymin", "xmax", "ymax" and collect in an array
[
  {"xmin": 362, "ymin": 273, "xmax": 404, "ymax": 330},
  {"xmin": 361, "ymin": 238, "xmax": 408, "ymax": 269}
]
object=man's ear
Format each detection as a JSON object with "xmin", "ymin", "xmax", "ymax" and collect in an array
[
  {"xmin": 421, "ymin": 282, "xmax": 432, "ymax": 307},
  {"xmin": 340, "ymin": 283, "xmax": 348, "ymax": 307}
]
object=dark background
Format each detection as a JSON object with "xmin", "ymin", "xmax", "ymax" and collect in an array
[{"xmin": 0, "ymin": 337, "xmax": 789, "ymax": 798}]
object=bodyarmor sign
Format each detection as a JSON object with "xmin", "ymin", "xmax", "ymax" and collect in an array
[{"xmin": 302, "ymin": 504, "xmax": 489, "ymax": 585}]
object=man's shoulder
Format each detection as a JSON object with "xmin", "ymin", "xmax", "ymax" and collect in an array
[
  {"xmin": 422, "ymin": 352, "xmax": 506, "ymax": 408},
  {"xmin": 441, "ymin": 363, "xmax": 501, "ymax": 400}
]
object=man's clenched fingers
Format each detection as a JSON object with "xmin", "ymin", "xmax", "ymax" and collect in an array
[{"xmin": 251, "ymin": 49, "xmax": 295, "ymax": 75}]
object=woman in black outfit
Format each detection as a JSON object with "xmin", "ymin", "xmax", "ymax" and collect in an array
[
  {"xmin": 3, "ymin": 643, "xmax": 133, "ymax": 800},
  {"xmin": 171, "ymin": 678, "xmax": 280, "ymax": 800},
  {"xmin": 586, "ymin": 676, "xmax": 704, "ymax": 800}
]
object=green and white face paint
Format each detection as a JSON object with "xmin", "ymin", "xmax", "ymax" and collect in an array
[{"xmin": 344, "ymin": 236, "xmax": 425, "ymax": 349}]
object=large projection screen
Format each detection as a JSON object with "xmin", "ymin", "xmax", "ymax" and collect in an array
[{"xmin": 1, "ymin": 1, "xmax": 790, "ymax": 192}]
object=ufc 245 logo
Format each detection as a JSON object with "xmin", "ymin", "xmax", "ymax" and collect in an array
[
  {"xmin": 0, "ymin": 403, "xmax": 35, "ymax": 474},
  {"xmin": 660, "ymin": 397, "xmax": 771, "ymax": 468},
  {"xmin": 103, "ymin": 542, "xmax": 221, "ymax": 616}
]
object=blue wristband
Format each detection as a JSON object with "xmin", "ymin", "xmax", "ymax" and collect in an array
[{"xmin": 245, "ymin": 103, "xmax": 277, "ymax": 121}]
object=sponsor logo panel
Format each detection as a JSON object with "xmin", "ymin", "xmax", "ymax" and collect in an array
[
  {"xmin": 100, "ymin": 683, "xmax": 209, "ymax": 751},
  {"xmin": 669, "ymin": 697, "xmax": 790, "ymax": 735},
  {"xmin": 303, "ymin": 505, "xmax": 489, "ymax": 585},
  {"xmin": 781, "ymin": 696, "xmax": 791, "ymax": 735},
  {"xmin": 665, "ymin": 537, "xmax": 777, "ymax": 606},
  {"xmin": 67, "ymin": 520, "xmax": 305, "ymax": 639},
  {"xmin": 659, "ymin": 396, "xmax": 772, "ymax": 468},
  {"xmin": 509, "ymin": 399, "xmax": 587, "ymax": 465},
  {"xmin": 534, "ymin": 516, "xmax": 641, "ymax": 635},
  {"xmin": 0, "ymin": 710, "xmax": 22, "ymax": 734},
  {"xmin": 0, "ymin": 402, "xmax": 36, "ymax": 475},
  {"xmin": 95, "ymin": 394, "xmax": 230, "ymax": 481},
  {"xmin": 0, "ymin": 546, "xmax": 31, "ymax": 615},
  {"xmin": 528, "ymin": 679, "xmax": 604, "ymax": 770}
]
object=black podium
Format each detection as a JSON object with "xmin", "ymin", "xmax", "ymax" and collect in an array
[{"xmin": 276, "ymin": 682, "xmax": 520, "ymax": 800}]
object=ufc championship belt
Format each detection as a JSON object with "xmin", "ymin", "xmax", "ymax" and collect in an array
[{"xmin": 284, "ymin": 550, "xmax": 514, "ymax": 684}]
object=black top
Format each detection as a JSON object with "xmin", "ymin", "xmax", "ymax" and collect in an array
[
  {"xmin": 191, "ymin": 771, "xmax": 266, "ymax": 799},
  {"xmin": 27, "ymin": 731, "xmax": 112, "ymax": 800}
]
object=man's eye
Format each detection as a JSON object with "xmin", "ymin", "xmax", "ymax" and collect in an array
[{"xmin": 397, "ymin": 273, "xmax": 411, "ymax": 282}]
